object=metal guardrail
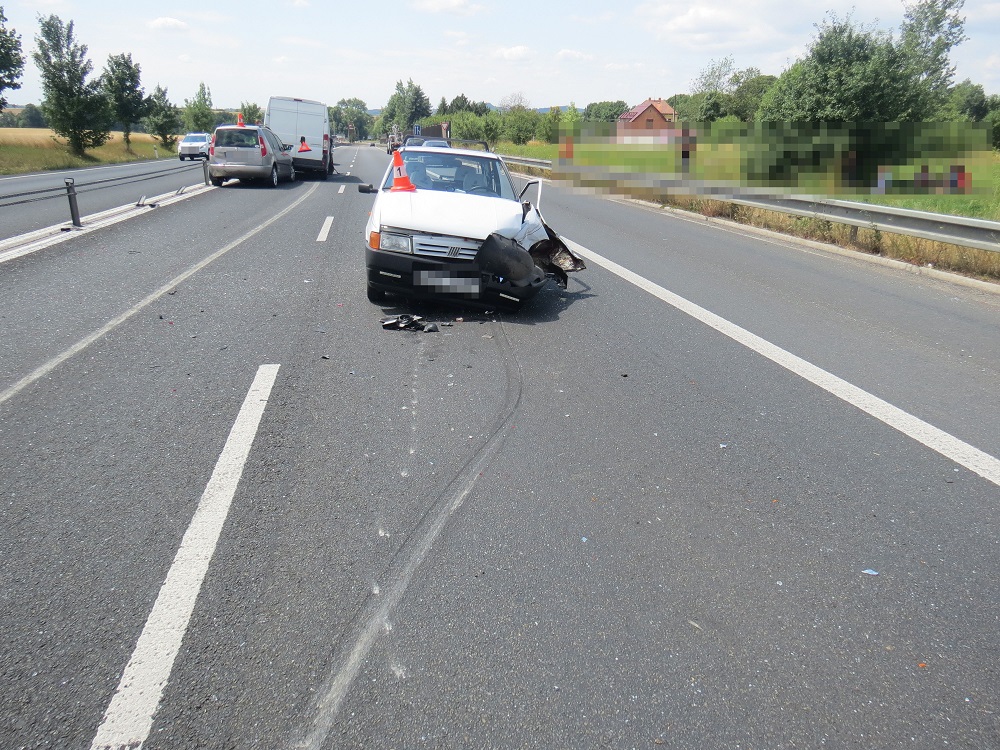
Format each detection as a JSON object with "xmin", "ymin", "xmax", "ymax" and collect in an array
[
  {"xmin": 500, "ymin": 156, "xmax": 1000, "ymax": 254},
  {"xmin": 0, "ymin": 161, "xmax": 209, "ymax": 227}
]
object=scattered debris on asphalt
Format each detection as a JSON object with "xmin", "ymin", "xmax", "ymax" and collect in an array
[
  {"xmin": 862, "ymin": 569, "xmax": 879, "ymax": 576},
  {"xmin": 381, "ymin": 314, "xmax": 439, "ymax": 332}
]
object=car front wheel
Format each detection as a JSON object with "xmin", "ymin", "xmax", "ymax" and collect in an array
[
  {"xmin": 288, "ymin": 163, "xmax": 296, "ymax": 182},
  {"xmin": 269, "ymin": 165, "xmax": 279, "ymax": 188}
]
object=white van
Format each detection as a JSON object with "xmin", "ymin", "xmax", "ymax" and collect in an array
[{"xmin": 264, "ymin": 96, "xmax": 333, "ymax": 178}]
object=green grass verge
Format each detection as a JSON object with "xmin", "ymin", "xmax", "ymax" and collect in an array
[{"xmin": 0, "ymin": 129, "xmax": 172, "ymax": 175}]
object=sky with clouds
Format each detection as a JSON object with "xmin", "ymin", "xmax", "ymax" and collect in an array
[{"xmin": 3, "ymin": 0, "xmax": 999, "ymax": 111}]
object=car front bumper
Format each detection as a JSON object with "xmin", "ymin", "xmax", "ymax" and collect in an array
[{"xmin": 366, "ymin": 247, "xmax": 547, "ymax": 309}]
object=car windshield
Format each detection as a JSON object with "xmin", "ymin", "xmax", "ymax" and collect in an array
[
  {"xmin": 183, "ymin": 134, "xmax": 207, "ymax": 143},
  {"xmin": 381, "ymin": 151, "xmax": 517, "ymax": 200},
  {"xmin": 215, "ymin": 129, "xmax": 261, "ymax": 148}
]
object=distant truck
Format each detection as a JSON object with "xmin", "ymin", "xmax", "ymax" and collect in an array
[{"xmin": 264, "ymin": 96, "xmax": 333, "ymax": 178}]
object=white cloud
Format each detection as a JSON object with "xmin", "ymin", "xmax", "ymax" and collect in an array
[
  {"xmin": 148, "ymin": 17, "xmax": 188, "ymax": 30},
  {"xmin": 177, "ymin": 54, "xmax": 192, "ymax": 63},
  {"xmin": 273, "ymin": 56, "xmax": 291, "ymax": 64},
  {"xmin": 289, "ymin": 0, "xmax": 309, "ymax": 6},
  {"xmin": 494, "ymin": 45, "xmax": 531, "ymax": 61},
  {"xmin": 445, "ymin": 30, "xmax": 472, "ymax": 46},
  {"xmin": 411, "ymin": 0, "xmax": 484, "ymax": 13},
  {"xmin": 557, "ymin": 49, "xmax": 593, "ymax": 61}
]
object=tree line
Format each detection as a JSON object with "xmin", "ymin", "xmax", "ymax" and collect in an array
[
  {"xmin": 2, "ymin": 1, "xmax": 998, "ymax": 155},
  {"xmin": 668, "ymin": 1, "xmax": 1000, "ymax": 145},
  {"xmin": 0, "ymin": 11, "xmax": 279, "ymax": 155},
  {"xmin": 373, "ymin": 79, "xmax": 630, "ymax": 145}
]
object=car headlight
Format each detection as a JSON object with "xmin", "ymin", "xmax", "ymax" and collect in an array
[{"xmin": 379, "ymin": 231, "xmax": 412, "ymax": 254}]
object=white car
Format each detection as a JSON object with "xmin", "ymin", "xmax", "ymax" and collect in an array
[
  {"xmin": 178, "ymin": 132, "xmax": 211, "ymax": 160},
  {"xmin": 358, "ymin": 142, "xmax": 584, "ymax": 308}
]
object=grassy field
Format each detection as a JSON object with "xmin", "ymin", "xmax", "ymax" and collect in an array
[
  {"xmin": 500, "ymin": 140, "xmax": 1000, "ymax": 282},
  {"xmin": 0, "ymin": 129, "xmax": 171, "ymax": 174},
  {"xmin": 498, "ymin": 140, "xmax": 1000, "ymax": 220}
]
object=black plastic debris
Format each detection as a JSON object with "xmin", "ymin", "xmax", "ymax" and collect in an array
[
  {"xmin": 528, "ymin": 225, "xmax": 586, "ymax": 289},
  {"xmin": 381, "ymin": 314, "xmax": 440, "ymax": 332},
  {"xmin": 475, "ymin": 233, "xmax": 543, "ymax": 287}
]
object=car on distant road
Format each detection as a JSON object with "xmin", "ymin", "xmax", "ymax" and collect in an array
[
  {"xmin": 358, "ymin": 141, "xmax": 584, "ymax": 308},
  {"xmin": 208, "ymin": 124, "xmax": 295, "ymax": 187},
  {"xmin": 178, "ymin": 132, "xmax": 211, "ymax": 160}
]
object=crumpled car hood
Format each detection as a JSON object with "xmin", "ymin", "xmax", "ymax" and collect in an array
[
  {"xmin": 373, "ymin": 191, "xmax": 527, "ymax": 240},
  {"xmin": 369, "ymin": 187, "xmax": 586, "ymax": 289}
]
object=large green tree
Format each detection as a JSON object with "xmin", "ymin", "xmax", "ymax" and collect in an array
[
  {"xmin": 240, "ymin": 100, "xmax": 263, "ymax": 125},
  {"xmin": 900, "ymin": 0, "xmax": 967, "ymax": 117},
  {"xmin": 183, "ymin": 82, "xmax": 214, "ymax": 133},
  {"xmin": 381, "ymin": 79, "xmax": 431, "ymax": 132},
  {"xmin": 102, "ymin": 53, "xmax": 146, "ymax": 151},
  {"xmin": 0, "ymin": 6, "xmax": 24, "ymax": 110},
  {"xmin": 336, "ymin": 97, "xmax": 372, "ymax": 140},
  {"xmin": 730, "ymin": 74, "xmax": 777, "ymax": 121},
  {"xmin": 582, "ymin": 100, "xmax": 628, "ymax": 122},
  {"xmin": 32, "ymin": 14, "xmax": 113, "ymax": 156},
  {"xmin": 756, "ymin": 13, "xmax": 919, "ymax": 121},
  {"xmin": 501, "ymin": 105, "xmax": 540, "ymax": 144},
  {"xmin": 143, "ymin": 84, "xmax": 180, "ymax": 150},
  {"xmin": 18, "ymin": 101, "xmax": 45, "ymax": 127}
]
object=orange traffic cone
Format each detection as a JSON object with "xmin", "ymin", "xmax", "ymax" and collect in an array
[
  {"xmin": 389, "ymin": 149, "xmax": 415, "ymax": 192},
  {"xmin": 237, "ymin": 112, "xmax": 245, "ymax": 127},
  {"xmin": 298, "ymin": 136, "xmax": 311, "ymax": 153}
]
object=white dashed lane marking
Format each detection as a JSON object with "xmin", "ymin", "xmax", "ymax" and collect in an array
[{"xmin": 316, "ymin": 216, "xmax": 334, "ymax": 242}]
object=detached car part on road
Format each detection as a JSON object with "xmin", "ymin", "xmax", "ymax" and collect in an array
[
  {"xmin": 358, "ymin": 141, "xmax": 584, "ymax": 309},
  {"xmin": 208, "ymin": 124, "xmax": 295, "ymax": 187}
]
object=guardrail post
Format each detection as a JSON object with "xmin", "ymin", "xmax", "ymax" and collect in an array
[
  {"xmin": 64, "ymin": 178, "xmax": 82, "ymax": 228},
  {"xmin": 202, "ymin": 159, "xmax": 210, "ymax": 186}
]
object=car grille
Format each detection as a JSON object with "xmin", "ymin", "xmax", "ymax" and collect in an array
[{"xmin": 411, "ymin": 233, "xmax": 481, "ymax": 261}]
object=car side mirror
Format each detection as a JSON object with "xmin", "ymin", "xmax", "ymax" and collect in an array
[
  {"xmin": 358, "ymin": 184, "xmax": 376, "ymax": 194},
  {"xmin": 518, "ymin": 180, "xmax": 540, "ymax": 207}
]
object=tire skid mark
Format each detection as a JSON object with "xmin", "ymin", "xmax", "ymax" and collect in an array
[{"xmin": 290, "ymin": 317, "xmax": 523, "ymax": 750}]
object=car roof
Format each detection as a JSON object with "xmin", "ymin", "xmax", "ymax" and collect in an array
[{"xmin": 400, "ymin": 145, "xmax": 500, "ymax": 160}]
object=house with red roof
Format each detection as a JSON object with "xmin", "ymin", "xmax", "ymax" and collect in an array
[{"xmin": 617, "ymin": 98, "xmax": 677, "ymax": 135}]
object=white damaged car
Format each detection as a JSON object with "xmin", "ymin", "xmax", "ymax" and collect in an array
[{"xmin": 358, "ymin": 140, "xmax": 584, "ymax": 308}]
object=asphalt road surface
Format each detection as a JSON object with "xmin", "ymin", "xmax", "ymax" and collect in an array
[{"xmin": 0, "ymin": 145, "xmax": 997, "ymax": 749}]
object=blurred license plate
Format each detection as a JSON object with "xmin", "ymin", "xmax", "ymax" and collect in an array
[{"xmin": 414, "ymin": 270, "xmax": 480, "ymax": 295}]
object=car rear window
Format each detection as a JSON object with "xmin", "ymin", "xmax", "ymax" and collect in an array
[{"xmin": 215, "ymin": 129, "xmax": 260, "ymax": 148}]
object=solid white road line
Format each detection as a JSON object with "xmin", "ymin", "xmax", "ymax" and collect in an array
[
  {"xmin": 563, "ymin": 237, "xmax": 1000, "ymax": 489},
  {"xmin": 316, "ymin": 216, "xmax": 334, "ymax": 242},
  {"xmin": 0, "ymin": 184, "xmax": 317, "ymax": 409},
  {"xmin": 90, "ymin": 364, "xmax": 280, "ymax": 750},
  {"xmin": 338, "ymin": 185, "xmax": 345, "ymax": 194}
]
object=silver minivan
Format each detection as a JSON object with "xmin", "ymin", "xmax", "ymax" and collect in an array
[{"xmin": 208, "ymin": 124, "xmax": 295, "ymax": 187}]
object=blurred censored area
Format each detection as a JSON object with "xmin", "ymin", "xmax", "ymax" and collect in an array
[{"xmin": 555, "ymin": 122, "xmax": 992, "ymax": 198}]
